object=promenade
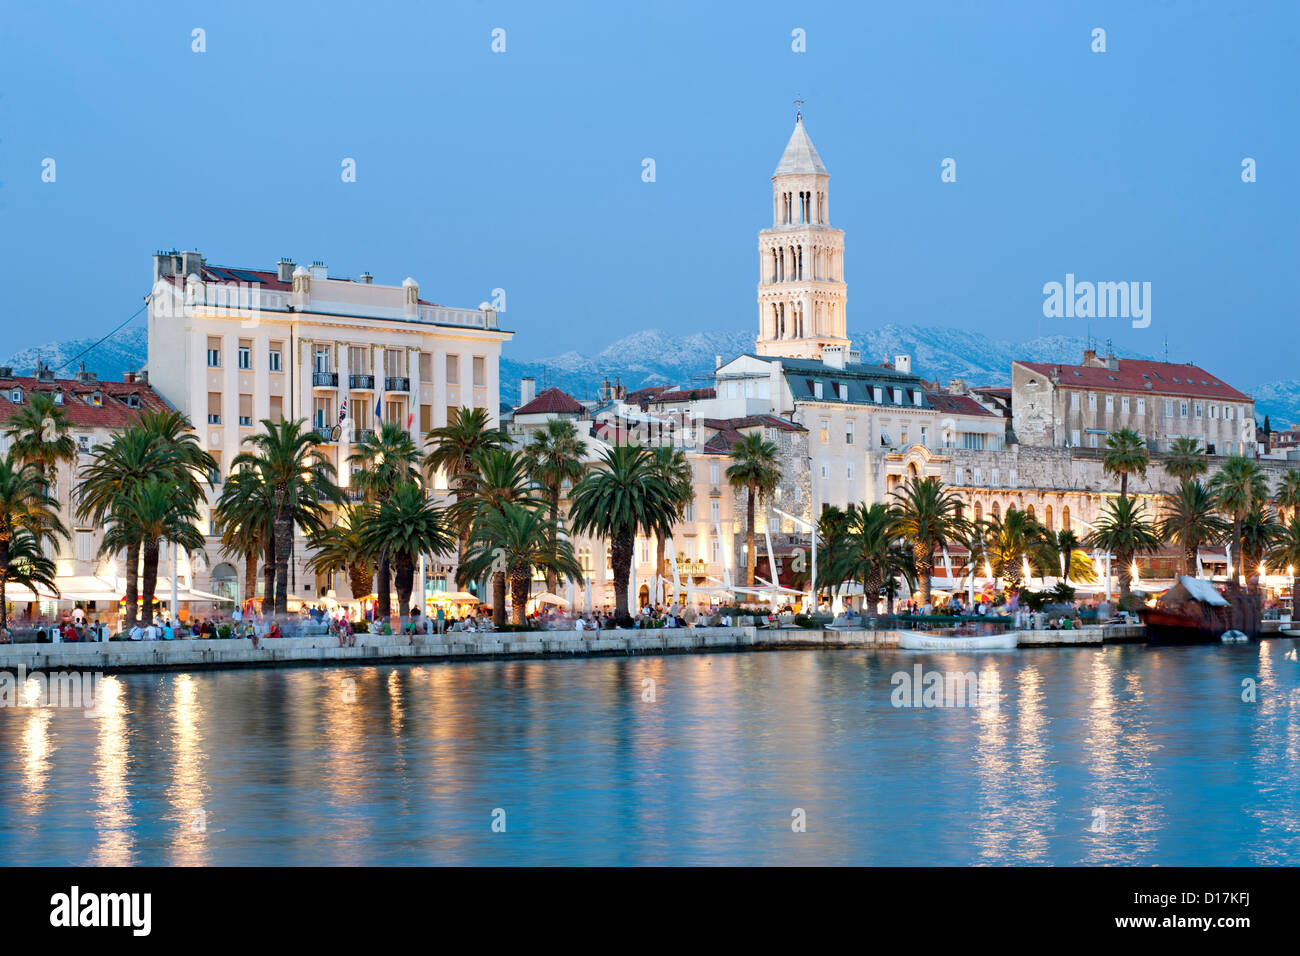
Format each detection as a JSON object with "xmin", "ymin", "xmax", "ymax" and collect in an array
[{"xmin": 0, "ymin": 624, "xmax": 1152, "ymax": 674}]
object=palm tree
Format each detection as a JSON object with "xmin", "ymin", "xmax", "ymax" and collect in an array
[
  {"xmin": 1103, "ymin": 427, "xmax": 1150, "ymax": 499},
  {"xmin": 1208, "ymin": 453, "xmax": 1269, "ymax": 593},
  {"xmin": 1159, "ymin": 480, "xmax": 1228, "ymax": 576},
  {"xmin": 525, "ymin": 419, "xmax": 587, "ymax": 594},
  {"xmin": 451, "ymin": 448, "xmax": 543, "ymax": 626},
  {"xmin": 825, "ymin": 503, "xmax": 899, "ymax": 615},
  {"xmin": 568, "ymin": 445, "xmax": 680, "ymax": 621},
  {"xmin": 1163, "ymin": 436, "xmax": 1208, "ymax": 484},
  {"xmin": 1239, "ymin": 502, "xmax": 1280, "ymax": 582},
  {"xmin": 98, "ymin": 479, "xmax": 206, "ymax": 625},
  {"xmin": 424, "ymin": 407, "xmax": 508, "ymax": 563},
  {"xmin": 1265, "ymin": 515, "xmax": 1300, "ymax": 622},
  {"xmin": 359, "ymin": 483, "xmax": 454, "ymax": 631},
  {"xmin": 813, "ymin": 504, "xmax": 853, "ymax": 606},
  {"xmin": 891, "ymin": 476, "xmax": 968, "ymax": 606},
  {"xmin": 1085, "ymin": 496, "xmax": 1163, "ymax": 601},
  {"xmin": 211, "ymin": 465, "xmax": 274, "ymax": 612},
  {"xmin": 725, "ymin": 432, "xmax": 780, "ymax": 589},
  {"xmin": 78, "ymin": 410, "xmax": 216, "ymax": 627},
  {"xmin": 348, "ymin": 421, "xmax": 421, "ymax": 621},
  {"xmin": 1047, "ymin": 528, "xmax": 1098, "ymax": 585},
  {"xmin": 1273, "ymin": 469, "xmax": 1300, "ymax": 526},
  {"xmin": 647, "ymin": 445, "xmax": 694, "ymax": 604},
  {"xmin": 306, "ymin": 506, "xmax": 374, "ymax": 604},
  {"xmin": 226, "ymin": 419, "xmax": 341, "ymax": 616},
  {"xmin": 460, "ymin": 503, "xmax": 583, "ymax": 625},
  {"xmin": 982, "ymin": 508, "xmax": 1053, "ymax": 594},
  {"xmin": 4, "ymin": 391, "xmax": 76, "ymax": 481},
  {"xmin": 0, "ymin": 528, "xmax": 59, "ymax": 621},
  {"xmin": 0, "ymin": 454, "xmax": 67, "ymax": 631}
]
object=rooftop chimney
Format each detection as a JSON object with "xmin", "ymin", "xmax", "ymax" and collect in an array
[
  {"xmin": 0, "ymin": 366, "xmax": 11, "ymax": 380},
  {"xmin": 893, "ymin": 353, "xmax": 912, "ymax": 374},
  {"xmin": 75, "ymin": 362, "xmax": 96, "ymax": 384},
  {"xmin": 277, "ymin": 258, "xmax": 295, "ymax": 283},
  {"xmin": 1106, "ymin": 352, "xmax": 1119, "ymax": 371},
  {"xmin": 823, "ymin": 344, "xmax": 845, "ymax": 370},
  {"xmin": 360, "ymin": 272, "xmax": 374, "ymax": 284},
  {"xmin": 309, "ymin": 261, "xmax": 328, "ymax": 280},
  {"xmin": 715, "ymin": 355, "xmax": 722, "ymax": 369},
  {"xmin": 181, "ymin": 250, "xmax": 204, "ymax": 279},
  {"xmin": 520, "ymin": 377, "xmax": 536, "ymax": 406},
  {"xmin": 1083, "ymin": 348, "xmax": 1097, "ymax": 365}
]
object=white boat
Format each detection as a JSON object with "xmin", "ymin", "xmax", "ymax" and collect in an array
[{"xmin": 898, "ymin": 631, "xmax": 1019, "ymax": 650}]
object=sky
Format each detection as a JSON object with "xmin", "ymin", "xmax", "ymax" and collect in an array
[{"xmin": 0, "ymin": 0, "xmax": 1296, "ymax": 386}]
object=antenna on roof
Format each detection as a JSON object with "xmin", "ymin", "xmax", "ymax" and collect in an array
[{"xmin": 1164, "ymin": 337, "xmax": 1168, "ymax": 363}]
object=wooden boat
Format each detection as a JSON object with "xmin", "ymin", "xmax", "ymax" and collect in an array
[
  {"xmin": 1139, "ymin": 576, "xmax": 1261, "ymax": 645},
  {"xmin": 899, "ymin": 630, "xmax": 1018, "ymax": 650}
]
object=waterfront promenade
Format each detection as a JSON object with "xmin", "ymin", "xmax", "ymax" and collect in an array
[{"xmin": 0, "ymin": 623, "xmax": 1153, "ymax": 674}]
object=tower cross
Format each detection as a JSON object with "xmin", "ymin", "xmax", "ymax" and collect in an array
[{"xmin": 794, "ymin": 94, "xmax": 805, "ymax": 119}]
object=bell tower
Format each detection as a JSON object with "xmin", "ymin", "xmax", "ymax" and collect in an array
[{"xmin": 755, "ymin": 105, "xmax": 849, "ymax": 361}]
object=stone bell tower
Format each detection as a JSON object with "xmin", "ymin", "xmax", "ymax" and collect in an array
[{"xmin": 755, "ymin": 105, "xmax": 849, "ymax": 361}]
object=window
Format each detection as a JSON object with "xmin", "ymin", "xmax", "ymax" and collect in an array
[
  {"xmin": 473, "ymin": 356, "xmax": 486, "ymax": 387},
  {"xmin": 207, "ymin": 392, "xmax": 221, "ymax": 425},
  {"xmin": 53, "ymin": 390, "xmax": 64, "ymax": 405},
  {"xmin": 76, "ymin": 530, "xmax": 93, "ymax": 562},
  {"xmin": 710, "ymin": 499, "xmax": 720, "ymax": 523},
  {"xmin": 846, "ymin": 463, "xmax": 854, "ymax": 480},
  {"xmin": 269, "ymin": 349, "xmax": 282, "ymax": 372},
  {"xmin": 1009, "ymin": 468, "xmax": 1017, "ymax": 487},
  {"xmin": 1180, "ymin": 402, "xmax": 1189, "ymax": 417},
  {"xmin": 420, "ymin": 404, "xmax": 432, "ymax": 432},
  {"xmin": 1121, "ymin": 396, "xmax": 1129, "ymax": 413},
  {"xmin": 710, "ymin": 463, "xmax": 720, "ymax": 484},
  {"xmin": 1089, "ymin": 434, "xmax": 1098, "ymax": 448},
  {"xmin": 819, "ymin": 419, "xmax": 829, "ymax": 444},
  {"xmin": 313, "ymin": 345, "xmax": 331, "ymax": 374},
  {"xmin": 1137, "ymin": 398, "xmax": 1145, "ymax": 415},
  {"xmin": 1088, "ymin": 394, "xmax": 1097, "ymax": 411},
  {"xmin": 1164, "ymin": 400, "xmax": 1174, "ymax": 417},
  {"xmin": 893, "ymin": 388, "xmax": 903, "ymax": 404},
  {"xmin": 1194, "ymin": 403, "xmax": 1203, "ymax": 419},
  {"xmin": 1071, "ymin": 428, "xmax": 1081, "ymax": 447},
  {"xmin": 125, "ymin": 394, "xmax": 140, "ymax": 409},
  {"xmin": 1105, "ymin": 396, "xmax": 1114, "ymax": 412},
  {"xmin": 913, "ymin": 391, "xmax": 923, "ymax": 406},
  {"xmin": 992, "ymin": 468, "xmax": 1000, "ymax": 485},
  {"xmin": 954, "ymin": 467, "xmax": 963, "ymax": 484},
  {"xmin": 820, "ymin": 464, "xmax": 829, "ymax": 478},
  {"xmin": 1070, "ymin": 393, "xmax": 1080, "ymax": 410},
  {"xmin": 1210, "ymin": 405, "xmax": 1219, "ymax": 419},
  {"xmin": 445, "ymin": 354, "xmax": 460, "ymax": 384},
  {"xmin": 89, "ymin": 392, "xmax": 103, "ymax": 407},
  {"xmin": 711, "ymin": 539, "xmax": 720, "ymax": 564},
  {"xmin": 419, "ymin": 351, "xmax": 433, "ymax": 381},
  {"xmin": 238, "ymin": 394, "xmax": 253, "ymax": 427},
  {"xmin": 963, "ymin": 433, "xmax": 985, "ymax": 450},
  {"xmin": 350, "ymin": 346, "xmax": 370, "ymax": 374},
  {"xmin": 845, "ymin": 420, "xmax": 854, "ymax": 444},
  {"xmin": 873, "ymin": 387, "xmax": 883, "ymax": 403},
  {"xmin": 814, "ymin": 382, "xmax": 823, "ymax": 400},
  {"xmin": 974, "ymin": 468, "xmax": 982, "ymax": 484},
  {"xmin": 269, "ymin": 395, "xmax": 284, "ymax": 424},
  {"xmin": 920, "ymin": 426, "xmax": 928, "ymax": 447},
  {"xmin": 238, "ymin": 345, "xmax": 251, "ymax": 370}
]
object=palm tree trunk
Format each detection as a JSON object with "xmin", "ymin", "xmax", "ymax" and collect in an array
[
  {"xmin": 655, "ymin": 535, "xmax": 666, "ymax": 605},
  {"xmin": 140, "ymin": 539, "xmax": 160, "ymax": 626},
  {"xmin": 244, "ymin": 550, "xmax": 258, "ymax": 607},
  {"xmin": 0, "ymin": 536, "xmax": 8, "ymax": 630},
  {"xmin": 611, "ymin": 534, "xmax": 633, "ymax": 620},
  {"xmin": 123, "ymin": 539, "xmax": 141, "ymax": 629},
  {"xmin": 1121, "ymin": 472, "xmax": 1129, "ymax": 499},
  {"xmin": 1117, "ymin": 554, "xmax": 1133, "ymax": 600},
  {"xmin": 261, "ymin": 539, "xmax": 275, "ymax": 615},
  {"xmin": 545, "ymin": 493, "xmax": 559, "ymax": 594},
  {"xmin": 914, "ymin": 542, "xmax": 933, "ymax": 606},
  {"xmin": 394, "ymin": 554, "xmax": 413, "ymax": 630},
  {"xmin": 745, "ymin": 485, "xmax": 757, "ymax": 588},
  {"xmin": 348, "ymin": 562, "xmax": 372, "ymax": 604},
  {"xmin": 1231, "ymin": 517, "xmax": 1243, "ymax": 594},
  {"xmin": 492, "ymin": 571, "xmax": 507, "ymax": 627},
  {"xmin": 273, "ymin": 500, "xmax": 292, "ymax": 616},
  {"xmin": 1185, "ymin": 545, "xmax": 1196, "ymax": 578},
  {"xmin": 376, "ymin": 553, "xmax": 392, "ymax": 624},
  {"xmin": 510, "ymin": 567, "xmax": 529, "ymax": 626}
]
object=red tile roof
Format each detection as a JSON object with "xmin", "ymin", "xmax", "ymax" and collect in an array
[
  {"xmin": 650, "ymin": 387, "xmax": 716, "ymax": 404},
  {"xmin": 0, "ymin": 376, "xmax": 172, "ymax": 429},
  {"xmin": 514, "ymin": 387, "xmax": 585, "ymax": 416},
  {"xmin": 924, "ymin": 392, "xmax": 995, "ymax": 417},
  {"xmin": 1016, "ymin": 359, "xmax": 1250, "ymax": 401},
  {"xmin": 700, "ymin": 415, "xmax": 805, "ymax": 455}
]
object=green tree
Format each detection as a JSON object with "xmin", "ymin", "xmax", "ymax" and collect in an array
[
  {"xmin": 1159, "ymin": 479, "xmax": 1228, "ymax": 576},
  {"xmin": 1266, "ymin": 515, "xmax": 1300, "ymax": 622},
  {"xmin": 725, "ymin": 432, "xmax": 781, "ymax": 589},
  {"xmin": 76, "ymin": 409, "xmax": 215, "ymax": 627},
  {"xmin": 1273, "ymin": 469, "xmax": 1300, "ymax": 526},
  {"xmin": 525, "ymin": 419, "xmax": 587, "ymax": 593},
  {"xmin": 1085, "ymin": 496, "xmax": 1163, "ymax": 601},
  {"xmin": 348, "ymin": 421, "xmax": 422, "ymax": 622},
  {"xmin": 1047, "ymin": 528, "xmax": 1098, "ymax": 585},
  {"xmin": 0, "ymin": 528, "xmax": 58, "ymax": 622},
  {"xmin": 0, "ymin": 454, "xmax": 67, "ymax": 630},
  {"xmin": 891, "ymin": 476, "xmax": 968, "ymax": 606},
  {"xmin": 99, "ymin": 479, "xmax": 206, "ymax": 625},
  {"xmin": 359, "ymin": 483, "xmax": 454, "ymax": 630},
  {"xmin": 982, "ymin": 508, "xmax": 1053, "ymax": 594},
  {"xmin": 812, "ymin": 504, "xmax": 852, "ymax": 606},
  {"xmin": 459, "ymin": 503, "xmax": 583, "ymax": 625},
  {"xmin": 1103, "ymin": 427, "xmax": 1150, "ymax": 499},
  {"xmin": 568, "ymin": 445, "xmax": 680, "ymax": 621},
  {"xmin": 451, "ymin": 448, "xmax": 543, "ymax": 626},
  {"xmin": 1239, "ymin": 502, "xmax": 1280, "ymax": 581},
  {"xmin": 647, "ymin": 445, "xmax": 694, "ymax": 604},
  {"xmin": 1163, "ymin": 436, "xmax": 1208, "ymax": 484},
  {"xmin": 226, "ymin": 419, "xmax": 341, "ymax": 616},
  {"xmin": 4, "ymin": 391, "xmax": 76, "ymax": 481},
  {"xmin": 306, "ymin": 506, "xmax": 375, "ymax": 605},
  {"xmin": 424, "ymin": 407, "xmax": 508, "ymax": 563},
  {"xmin": 211, "ymin": 465, "xmax": 274, "ymax": 612},
  {"xmin": 1208, "ymin": 454, "xmax": 1269, "ymax": 593},
  {"xmin": 825, "ymin": 503, "xmax": 900, "ymax": 615}
]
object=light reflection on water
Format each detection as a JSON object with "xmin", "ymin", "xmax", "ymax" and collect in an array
[{"xmin": 1, "ymin": 643, "xmax": 1297, "ymax": 866}]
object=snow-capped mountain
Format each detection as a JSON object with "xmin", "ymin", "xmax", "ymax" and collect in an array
[{"xmin": 6, "ymin": 323, "xmax": 1298, "ymax": 428}]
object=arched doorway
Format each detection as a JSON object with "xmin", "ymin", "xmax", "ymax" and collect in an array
[
  {"xmin": 211, "ymin": 563, "xmax": 238, "ymax": 604},
  {"xmin": 638, "ymin": 584, "xmax": 650, "ymax": 608}
]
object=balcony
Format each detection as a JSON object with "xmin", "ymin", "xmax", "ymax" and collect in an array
[
  {"xmin": 312, "ymin": 371, "xmax": 338, "ymax": 388},
  {"xmin": 349, "ymin": 374, "xmax": 375, "ymax": 390},
  {"xmin": 353, "ymin": 428, "xmax": 375, "ymax": 443},
  {"xmin": 384, "ymin": 376, "xmax": 410, "ymax": 392},
  {"xmin": 313, "ymin": 425, "xmax": 335, "ymax": 442}
]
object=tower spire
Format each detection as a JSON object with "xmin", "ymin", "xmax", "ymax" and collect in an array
[{"xmin": 794, "ymin": 93, "xmax": 805, "ymax": 121}]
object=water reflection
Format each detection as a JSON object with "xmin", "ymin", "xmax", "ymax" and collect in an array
[{"xmin": 0, "ymin": 641, "xmax": 1298, "ymax": 865}]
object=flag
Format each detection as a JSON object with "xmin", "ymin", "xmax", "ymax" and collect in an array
[
  {"xmin": 375, "ymin": 405, "xmax": 383, "ymax": 424},
  {"xmin": 406, "ymin": 412, "xmax": 415, "ymax": 430},
  {"xmin": 337, "ymin": 398, "xmax": 347, "ymax": 424}
]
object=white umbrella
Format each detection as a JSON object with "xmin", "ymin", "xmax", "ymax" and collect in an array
[{"xmin": 532, "ymin": 592, "xmax": 569, "ymax": 607}]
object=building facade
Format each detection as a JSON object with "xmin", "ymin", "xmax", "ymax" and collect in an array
[{"xmin": 147, "ymin": 250, "xmax": 512, "ymax": 601}]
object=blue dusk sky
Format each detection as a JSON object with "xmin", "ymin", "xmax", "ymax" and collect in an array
[{"xmin": 0, "ymin": 1, "xmax": 1296, "ymax": 386}]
